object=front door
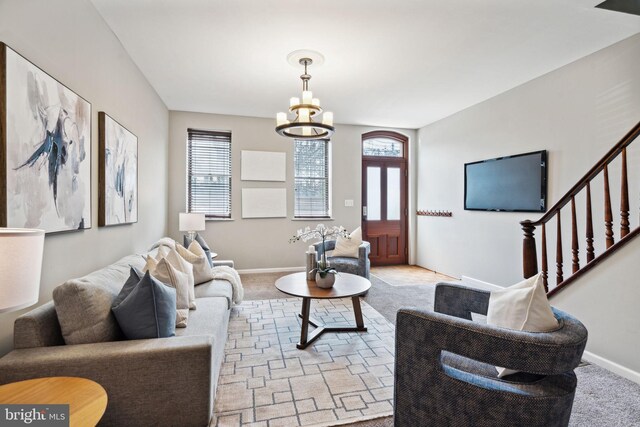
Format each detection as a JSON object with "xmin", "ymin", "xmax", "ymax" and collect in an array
[{"xmin": 361, "ymin": 132, "xmax": 408, "ymax": 266}]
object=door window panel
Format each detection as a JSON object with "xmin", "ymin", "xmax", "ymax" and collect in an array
[
  {"xmin": 387, "ymin": 167, "xmax": 401, "ymax": 220},
  {"xmin": 367, "ymin": 167, "xmax": 381, "ymax": 220}
]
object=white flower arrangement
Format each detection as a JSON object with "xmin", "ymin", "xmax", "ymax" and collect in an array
[{"xmin": 290, "ymin": 224, "xmax": 350, "ymax": 277}]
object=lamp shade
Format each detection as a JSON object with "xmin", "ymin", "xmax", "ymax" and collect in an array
[
  {"xmin": 0, "ymin": 228, "xmax": 45, "ymax": 313},
  {"xmin": 179, "ymin": 213, "xmax": 206, "ymax": 232}
]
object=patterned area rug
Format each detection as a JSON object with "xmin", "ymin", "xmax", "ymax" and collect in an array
[{"xmin": 212, "ymin": 298, "xmax": 395, "ymax": 427}]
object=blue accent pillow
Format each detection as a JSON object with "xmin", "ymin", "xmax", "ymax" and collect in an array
[
  {"xmin": 184, "ymin": 233, "xmax": 213, "ymax": 267},
  {"xmin": 112, "ymin": 266, "xmax": 145, "ymax": 308},
  {"xmin": 112, "ymin": 269, "xmax": 177, "ymax": 340}
]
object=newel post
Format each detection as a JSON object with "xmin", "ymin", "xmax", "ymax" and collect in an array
[{"xmin": 521, "ymin": 220, "xmax": 538, "ymax": 279}]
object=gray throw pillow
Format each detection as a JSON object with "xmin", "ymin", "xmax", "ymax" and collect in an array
[
  {"xmin": 184, "ymin": 233, "xmax": 213, "ymax": 267},
  {"xmin": 112, "ymin": 270, "xmax": 177, "ymax": 340},
  {"xmin": 54, "ymin": 279, "xmax": 123, "ymax": 345}
]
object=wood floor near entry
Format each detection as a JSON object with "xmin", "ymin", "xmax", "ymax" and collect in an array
[{"xmin": 370, "ymin": 265, "xmax": 458, "ymax": 287}]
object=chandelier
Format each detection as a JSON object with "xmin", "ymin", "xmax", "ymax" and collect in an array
[{"xmin": 275, "ymin": 56, "xmax": 335, "ymax": 140}]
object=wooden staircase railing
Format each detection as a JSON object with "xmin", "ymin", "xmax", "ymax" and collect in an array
[{"xmin": 521, "ymin": 120, "xmax": 640, "ymax": 297}]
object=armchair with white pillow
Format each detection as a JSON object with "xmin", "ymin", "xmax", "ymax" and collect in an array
[
  {"xmin": 394, "ymin": 274, "xmax": 588, "ymax": 427},
  {"xmin": 313, "ymin": 227, "xmax": 371, "ymax": 279}
]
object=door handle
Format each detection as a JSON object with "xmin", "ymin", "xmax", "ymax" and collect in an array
[{"xmin": 363, "ymin": 206, "xmax": 368, "ymax": 217}]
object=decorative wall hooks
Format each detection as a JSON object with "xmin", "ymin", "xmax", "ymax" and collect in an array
[{"xmin": 417, "ymin": 210, "xmax": 452, "ymax": 217}]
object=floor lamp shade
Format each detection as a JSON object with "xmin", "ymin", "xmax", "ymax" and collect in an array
[
  {"xmin": 179, "ymin": 213, "xmax": 205, "ymax": 232},
  {"xmin": 0, "ymin": 228, "xmax": 45, "ymax": 313}
]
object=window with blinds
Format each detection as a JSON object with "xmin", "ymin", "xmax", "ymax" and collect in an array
[
  {"xmin": 294, "ymin": 139, "xmax": 330, "ymax": 218},
  {"xmin": 187, "ymin": 128, "xmax": 232, "ymax": 218}
]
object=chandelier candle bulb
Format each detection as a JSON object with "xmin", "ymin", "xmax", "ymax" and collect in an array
[
  {"xmin": 299, "ymin": 108, "xmax": 310, "ymax": 123},
  {"xmin": 312, "ymin": 98, "xmax": 320, "ymax": 107},
  {"xmin": 290, "ymin": 97, "xmax": 300, "ymax": 108},
  {"xmin": 323, "ymin": 112, "xmax": 334, "ymax": 126},
  {"xmin": 276, "ymin": 112, "xmax": 287, "ymax": 126},
  {"xmin": 302, "ymin": 90, "xmax": 313, "ymax": 105}
]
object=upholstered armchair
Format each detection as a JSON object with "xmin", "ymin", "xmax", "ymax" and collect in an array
[
  {"xmin": 394, "ymin": 283, "xmax": 588, "ymax": 427},
  {"xmin": 313, "ymin": 240, "xmax": 370, "ymax": 279}
]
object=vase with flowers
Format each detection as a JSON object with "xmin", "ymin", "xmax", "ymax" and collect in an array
[{"xmin": 290, "ymin": 224, "xmax": 350, "ymax": 288}]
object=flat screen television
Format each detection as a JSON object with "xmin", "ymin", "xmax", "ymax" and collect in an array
[{"xmin": 464, "ymin": 150, "xmax": 547, "ymax": 212}]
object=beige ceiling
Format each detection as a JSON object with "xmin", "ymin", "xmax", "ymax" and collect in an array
[{"xmin": 91, "ymin": 0, "xmax": 640, "ymax": 129}]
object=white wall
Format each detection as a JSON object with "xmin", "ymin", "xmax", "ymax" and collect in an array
[
  {"xmin": 0, "ymin": 0, "xmax": 169, "ymax": 355},
  {"xmin": 168, "ymin": 111, "xmax": 416, "ymax": 270},
  {"xmin": 417, "ymin": 33, "xmax": 640, "ymax": 286},
  {"xmin": 552, "ymin": 236, "xmax": 640, "ymax": 382}
]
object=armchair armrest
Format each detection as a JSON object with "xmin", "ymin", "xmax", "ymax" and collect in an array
[
  {"xmin": 396, "ymin": 307, "xmax": 587, "ymax": 377},
  {"xmin": 0, "ymin": 335, "xmax": 215, "ymax": 426},
  {"xmin": 434, "ymin": 282, "xmax": 490, "ymax": 319}
]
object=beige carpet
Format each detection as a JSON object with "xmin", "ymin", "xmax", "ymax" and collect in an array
[
  {"xmin": 211, "ymin": 298, "xmax": 395, "ymax": 427},
  {"xmin": 370, "ymin": 265, "xmax": 457, "ymax": 287}
]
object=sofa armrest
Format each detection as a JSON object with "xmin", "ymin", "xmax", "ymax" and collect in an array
[
  {"xmin": 434, "ymin": 282, "xmax": 490, "ymax": 319},
  {"xmin": 0, "ymin": 335, "xmax": 214, "ymax": 426},
  {"xmin": 212, "ymin": 259, "xmax": 234, "ymax": 268}
]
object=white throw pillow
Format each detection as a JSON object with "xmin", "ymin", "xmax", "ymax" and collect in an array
[
  {"xmin": 331, "ymin": 227, "xmax": 363, "ymax": 258},
  {"xmin": 144, "ymin": 256, "xmax": 190, "ymax": 328},
  {"xmin": 487, "ymin": 273, "xmax": 559, "ymax": 377},
  {"xmin": 163, "ymin": 248, "xmax": 196, "ymax": 310},
  {"xmin": 176, "ymin": 241, "xmax": 214, "ymax": 285}
]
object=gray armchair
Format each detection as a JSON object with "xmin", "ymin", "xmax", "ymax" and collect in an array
[
  {"xmin": 394, "ymin": 283, "xmax": 588, "ymax": 427},
  {"xmin": 314, "ymin": 240, "xmax": 370, "ymax": 279}
]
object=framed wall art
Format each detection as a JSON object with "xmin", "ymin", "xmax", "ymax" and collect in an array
[
  {"xmin": 0, "ymin": 43, "xmax": 92, "ymax": 233},
  {"xmin": 98, "ymin": 112, "xmax": 138, "ymax": 226}
]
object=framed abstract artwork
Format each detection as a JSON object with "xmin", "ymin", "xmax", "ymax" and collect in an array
[
  {"xmin": 98, "ymin": 112, "xmax": 138, "ymax": 226},
  {"xmin": 0, "ymin": 43, "xmax": 91, "ymax": 233}
]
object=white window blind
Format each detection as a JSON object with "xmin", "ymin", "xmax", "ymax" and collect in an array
[
  {"xmin": 187, "ymin": 128, "xmax": 232, "ymax": 218},
  {"xmin": 294, "ymin": 139, "xmax": 330, "ymax": 218}
]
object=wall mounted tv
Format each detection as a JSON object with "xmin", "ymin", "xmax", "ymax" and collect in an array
[{"xmin": 464, "ymin": 150, "xmax": 547, "ymax": 212}]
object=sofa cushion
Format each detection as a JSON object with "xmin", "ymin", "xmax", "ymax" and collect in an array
[
  {"xmin": 194, "ymin": 279, "xmax": 233, "ymax": 309},
  {"xmin": 331, "ymin": 227, "xmax": 362, "ymax": 258},
  {"xmin": 163, "ymin": 247, "xmax": 197, "ymax": 310},
  {"xmin": 52, "ymin": 254, "xmax": 148, "ymax": 345},
  {"xmin": 144, "ymin": 256, "xmax": 190, "ymax": 328},
  {"xmin": 176, "ymin": 242, "xmax": 214, "ymax": 285},
  {"xmin": 112, "ymin": 271, "xmax": 177, "ymax": 340},
  {"xmin": 487, "ymin": 272, "xmax": 559, "ymax": 377},
  {"xmin": 184, "ymin": 233, "xmax": 214, "ymax": 267},
  {"xmin": 327, "ymin": 256, "xmax": 360, "ymax": 275}
]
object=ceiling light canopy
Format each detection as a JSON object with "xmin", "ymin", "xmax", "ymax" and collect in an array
[{"xmin": 275, "ymin": 52, "xmax": 334, "ymax": 140}]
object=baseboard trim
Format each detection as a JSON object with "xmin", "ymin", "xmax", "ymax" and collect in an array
[
  {"xmin": 461, "ymin": 276, "xmax": 504, "ymax": 291},
  {"xmin": 582, "ymin": 350, "xmax": 640, "ymax": 385},
  {"xmin": 237, "ymin": 266, "xmax": 305, "ymax": 274}
]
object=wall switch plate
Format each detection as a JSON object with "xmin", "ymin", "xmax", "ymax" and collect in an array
[{"xmin": 344, "ymin": 199, "xmax": 354, "ymax": 207}]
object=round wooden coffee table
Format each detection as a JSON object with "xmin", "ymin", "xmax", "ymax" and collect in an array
[
  {"xmin": 0, "ymin": 377, "xmax": 108, "ymax": 426},
  {"xmin": 275, "ymin": 272, "xmax": 371, "ymax": 349}
]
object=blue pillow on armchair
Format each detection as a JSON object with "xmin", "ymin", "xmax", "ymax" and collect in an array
[{"xmin": 112, "ymin": 269, "xmax": 177, "ymax": 340}]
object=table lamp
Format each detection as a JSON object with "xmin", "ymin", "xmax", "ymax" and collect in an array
[
  {"xmin": 179, "ymin": 213, "xmax": 205, "ymax": 241},
  {"xmin": 0, "ymin": 228, "xmax": 45, "ymax": 313}
]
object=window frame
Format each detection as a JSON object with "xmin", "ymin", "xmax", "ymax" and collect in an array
[
  {"xmin": 293, "ymin": 139, "xmax": 332, "ymax": 219},
  {"xmin": 186, "ymin": 128, "xmax": 232, "ymax": 219}
]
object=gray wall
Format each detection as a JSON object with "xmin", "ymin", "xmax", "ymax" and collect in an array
[
  {"xmin": 416, "ymin": 33, "xmax": 640, "ymax": 286},
  {"xmin": 168, "ymin": 111, "xmax": 416, "ymax": 270},
  {"xmin": 0, "ymin": 0, "xmax": 169, "ymax": 355}
]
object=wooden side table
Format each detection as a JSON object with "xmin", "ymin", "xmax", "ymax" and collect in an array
[
  {"xmin": 0, "ymin": 377, "xmax": 108, "ymax": 426},
  {"xmin": 275, "ymin": 272, "xmax": 372, "ymax": 349}
]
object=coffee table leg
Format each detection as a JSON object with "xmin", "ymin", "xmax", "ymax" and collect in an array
[
  {"xmin": 297, "ymin": 298, "xmax": 311, "ymax": 349},
  {"xmin": 352, "ymin": 296, "xmax": 366, "ymax": 330}
]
